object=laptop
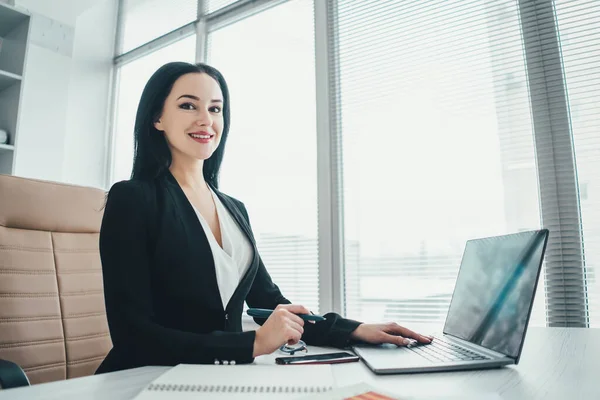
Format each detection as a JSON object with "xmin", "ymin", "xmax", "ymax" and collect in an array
[{"xmin": 353, "ymin": 229, "xmax": 549, "ymax": 374}]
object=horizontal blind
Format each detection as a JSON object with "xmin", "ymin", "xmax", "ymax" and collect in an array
[
  {"xmin": 334, "ymin": 0, "xmax": 546, "ymax": 325},
  {"xmin": 518, "ymin": 0, "xmax": 587, "ymax": 327},
  {"xmin": 119, "ymin": 0, "xmax": 198, "ymax": 54},
  {"xmin": 553, "ymin": 0, "xmax": 600, "ymax": 327},
  {"xmin": 207, "ymin": 0, "xmax": 320, "ymax": 311}
]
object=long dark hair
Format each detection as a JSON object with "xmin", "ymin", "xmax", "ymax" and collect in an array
[{"xmin": 130, "ymin": 62, "xmax": 231, "ymax": 188}]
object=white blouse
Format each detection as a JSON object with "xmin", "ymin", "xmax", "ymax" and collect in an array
[{"xmin": 191, "ymin": 189, "xmax": 253, "ymax": 308}]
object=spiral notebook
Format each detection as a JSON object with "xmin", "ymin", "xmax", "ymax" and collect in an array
[
  {"xmin": 299, "ymin": 382, "xmax": 504, "ymax": 400},
  {"xmin": 133, "ymin": 364, "xmax": 336, "ymax": 399}
]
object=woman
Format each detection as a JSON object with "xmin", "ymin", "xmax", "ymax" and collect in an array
[{"xmin": 96, "ymin": 62, "xmax": 432, "ymax": 374}]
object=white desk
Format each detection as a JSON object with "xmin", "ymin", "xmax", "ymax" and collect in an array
[{"xmin": 1, "ymin": 328, "xmax": 598, "ymax": 399}]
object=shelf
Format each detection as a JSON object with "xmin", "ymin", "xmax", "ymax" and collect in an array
[
  {"xmin": 0, "ymin": 69, "xmax": 21, "ymax": 92},
  {"xmin": 0, "ymin": 3, "xmax": 27, "ymax": 176},
  {"xmin": 0, "ymin": 3, "xmax": 29, "ymax": 37}
]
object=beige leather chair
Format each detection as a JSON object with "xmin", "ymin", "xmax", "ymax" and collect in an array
[{"xmin": 0, "ymin": 174, "xmax": 112, "ymax": 386}]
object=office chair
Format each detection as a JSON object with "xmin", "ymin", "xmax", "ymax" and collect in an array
[
  {"xmin": 0, "ymin": 174, "xmax": 112, "ymax": 388},
  {"xmin": 0, "ymin": 359, "xmax": 29, "ymax": 389}
]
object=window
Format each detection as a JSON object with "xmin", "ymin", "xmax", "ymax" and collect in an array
[
  {"xmin": 554, "ymin": 0, "xmax": 600, "ymax": 327},
  {"xmin": 206, "ymin": 0, "xmax": 238, "ymax": 14},
  {"xmin": 109, "ymin": 0, "xmax": 600, "ymax": 328},
  {"xmin": 335, "ymin": 0, "xmax": 545, "ymax": 326},
  {"xmin": 207, "ymin": 0, "xmax": 320, "ymax": 311},
  {"xmin": 119, "ymin": 0, "xmax": 197, "ymax": 54},
  {"xmin": 112, "ymin": 37, "xmax": 196, "ymax": 184}
]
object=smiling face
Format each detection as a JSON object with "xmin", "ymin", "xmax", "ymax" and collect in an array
[{"xmin": 154, "ymin": 72, "xmax": 224, "ymax": 163}]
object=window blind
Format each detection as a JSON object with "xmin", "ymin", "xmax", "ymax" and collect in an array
[
  {"xmin": 553, "ymin": 0, "xmax": 600, "ymax": 327},
  {"xmin": 517, "ymin": 0, "xmax": 590, "ymax": 327},
  {"xmin": 119, "ymin": 0, "xmax": 198, "ymax": 54},
  {"xmin": 206, "ymin": 0, "xmax": 321, "ymax": 311},
  {"xmin": 332, "ymin": 0, "xmax": 546, "ymax": 326}
]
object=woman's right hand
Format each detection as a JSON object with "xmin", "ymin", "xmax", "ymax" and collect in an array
[{"xmin": 253, "ymin": 304, "xmax": 310, "ymax": 357}]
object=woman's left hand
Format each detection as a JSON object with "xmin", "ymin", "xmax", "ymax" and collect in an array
[{"xmin": 350, "ymin": 322, "xmax": 433, "ymax": 346}]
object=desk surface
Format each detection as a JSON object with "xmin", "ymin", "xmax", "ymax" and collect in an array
[{"xmin": 1, "ymin": 327, "xmax": 598, "ymax": 399}]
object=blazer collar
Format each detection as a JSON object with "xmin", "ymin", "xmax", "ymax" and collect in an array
[
  {"xmin": 210, "ymin": 186, "xmax": 256, "ymax": 246},
  {"xmin": 163, "ymin": 169, "xmax": 256, "ymax": 245},
  {"xmin": 208, "ymin": 185, "xmax": 260, "ymax": 311},
  {"xmin": 163, "ymin": 169, "xmax": 259, "ymax": 312}
]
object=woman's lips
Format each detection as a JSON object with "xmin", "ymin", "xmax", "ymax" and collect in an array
[{"xmin": 189, "ymin": 132, "xmax": 214, "ymax": 143}]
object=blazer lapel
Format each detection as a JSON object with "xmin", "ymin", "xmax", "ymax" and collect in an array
[
  {"xmin": 162, "ymin": 170, "xmax": 261, "ymax": 314},
  {"xmin": 211, "ymin": 189, "xmax": 255, "ymax": 245},
  {"xmin": 210, "ymin": 187, "xmax": 260, "ymax": 311},
  {"xmin": 163, "ymin": 171, "xmax": 224, "ymax": 312}
]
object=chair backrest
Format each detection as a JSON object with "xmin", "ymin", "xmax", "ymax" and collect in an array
[{"xmin": 0, "ymin": 174, "xmax": 111, "ymax": 385}]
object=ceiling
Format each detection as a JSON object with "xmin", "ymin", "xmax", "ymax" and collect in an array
[{"xmin": 16, "ymin": 0, "xmax": 108, "ymax": 26}]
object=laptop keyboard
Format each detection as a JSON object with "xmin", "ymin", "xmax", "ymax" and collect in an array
[{"xmin": 407, "ymin": 336, "xmax": 491, "ymax": 363}]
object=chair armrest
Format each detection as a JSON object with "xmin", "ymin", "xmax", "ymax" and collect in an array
[{"xmin": 0, "ymin": 359, "xmax": 30, "ymax": 389}]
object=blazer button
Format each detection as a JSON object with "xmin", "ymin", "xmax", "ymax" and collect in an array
[{"xmin": 225, "ymin": 313, "xmax": 229, "ymax": 320}]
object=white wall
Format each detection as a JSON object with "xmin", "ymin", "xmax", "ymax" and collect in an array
[
  {"xmin": 10, "ymin": 0, "xmax": 117, "ymax": 189},
  {"xmin": 62, "ymin": 1, "xmax": 117, "ymax": 189},
  {"xmin": 10, "ymin": 0, "xmax": 103, "ymax": 26},
  {"xmin": 14, "ymin": 44, "xmax": 71, "ymax": 182}
]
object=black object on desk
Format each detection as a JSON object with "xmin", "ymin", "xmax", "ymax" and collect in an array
[{"xmin": 275, "ymin": 351, "xmax": 360, "ymax": 365}]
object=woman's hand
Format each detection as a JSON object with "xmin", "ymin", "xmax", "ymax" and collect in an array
[
  {"xmin": 253, "ymin": 304, "xmax": 310, "ymax": 357},
  {"xmin": 350, "ymin": 322, "xmax": 433, "ymax": 346}
]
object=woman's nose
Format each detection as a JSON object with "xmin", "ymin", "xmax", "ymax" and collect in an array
[{"xmin": 195, "ymin": 109, "xmax": 212, "ymax": 126}]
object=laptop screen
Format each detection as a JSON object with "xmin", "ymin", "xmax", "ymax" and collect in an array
[{"xmin": 443, "ymin": 230, "xmax": 548, "ymax": 359}]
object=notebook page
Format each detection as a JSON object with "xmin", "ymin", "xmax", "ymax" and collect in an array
[
  {"xmin": 133, "ymin": 364, "xmax": 335, "ymax": 400},
  {"xmin": 300, "ymin": 383, "xmax": 504, "ymax": 400}
]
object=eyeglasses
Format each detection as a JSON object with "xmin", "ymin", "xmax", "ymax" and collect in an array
[{"xmin": 279, "ymin": 340, "xmax": 307, "ymax": 356}]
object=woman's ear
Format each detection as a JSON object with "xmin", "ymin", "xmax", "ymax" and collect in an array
[{"xmin": 154, "ymin": 119, "xmax": 164, "ymax": 131}]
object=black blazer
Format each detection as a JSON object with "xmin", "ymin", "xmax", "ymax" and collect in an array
[{"xmin": 95, "ymin": 170, "xmax": 361, "ymax": 374}]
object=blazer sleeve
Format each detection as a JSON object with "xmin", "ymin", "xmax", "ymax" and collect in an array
[
  {"xmin": 100, "ymin": 181, "xmax": 256, "ymax": 366},
  {"xmin": 237, "ymin": 201, "xmax": 363, "ymax": 349}
]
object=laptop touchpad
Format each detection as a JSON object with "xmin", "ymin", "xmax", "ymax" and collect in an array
[{"xmin": 356, "ymin": 345, "xmax": 433, "ymax": 368}]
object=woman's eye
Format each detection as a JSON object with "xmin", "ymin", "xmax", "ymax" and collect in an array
[
  {"xmin": 210, "ymin": 106, "xmax": 222, "ymax": 113},
  {"xmin": 179, "ymin": 102, "xmax": 196, "ymax": 110}
]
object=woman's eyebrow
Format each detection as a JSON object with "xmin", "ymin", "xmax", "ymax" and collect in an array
[
  {"xmin": 177, "ymin": 94, "xmax": 199, "ymax": 101},
  {"xmin": 176, "ymin": 94, "xmax": 223, "ymax": 103}
]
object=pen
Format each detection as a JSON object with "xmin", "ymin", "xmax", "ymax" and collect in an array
[{"xmin": 246, "ymin": 308, "xmax": 326, "ymax": 322}]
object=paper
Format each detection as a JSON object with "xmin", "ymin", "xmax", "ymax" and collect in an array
[
  {"xmin": 132, "ymin": 363, "xmax": 336, "ymax": 399},
  {"xmin": 298, "ymin": 383, "xmax": 503, "ymax": 400}
]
